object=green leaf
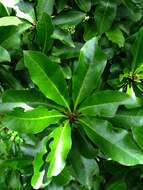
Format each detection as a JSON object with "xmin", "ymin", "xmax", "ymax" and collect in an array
[
  {"xmin": 0, "ymin": 2, "xmax": 8, "ymax": 17},
  {"xmin": 131, "ymin": 27, "xmax": 143, "ymax": 71},
  {"xmin": 95, "ymin": 0, "xmax": 117, "ymax": 35},
  {"xmin": 24, "ymin": 51, "xmax": 70, "ymax": 110},
  {"xmin": 79, "ymin": 90, "xmax": 134, "ymax": 117},
  {"xmin": 75, "ymin": 130, "xmax": 98, "ymax": 159},
  {"xmin": 14, "ymin": 1, "xmax": 36, "ymax": 24},
  {"xmin": 31, "ymin": 121, "xmax": 72, "ymax": 189},
  {"xmin": 53, "ymin": 11, "xmax": 86, "ymax": 26},
  {"xmin": 36, "ymin": 0, "xmax": 55, "ymax": 18},
  {"xmin": 51, "ymin": 28, "xmax": 75, "ymax": 47},
  {"xmin": 75, "ymin": 0, "xmax": 91, "ymax": 12},
  {"xmin": 107, "ymin": 180, "xmax": 127, "ymax": 190},
  {"xmin": 0, "ymin": 66, "xmax": 22, "ymax": 89},
  {"xmin": 0, "ymin": 26, "xmax": 17, "ymax": 44},
  {"xmin": 0, "ymin": 16, "xmax": 22, "ymax": 26},
  {"xmin": 55, "ymin": 0, "xmax": 67, "ymax": 13},
  {"xmin": 2, "ymin": 89, "xmax": 64, "ymax": 111},
  {"xmin": 80, "ymin": 118, "xmax": 143, "ymax": 166},
  {"xmin": 110, "ymin": 108, "xmax": 143, "ymax": 128},
  {"xmin": 2, "ymin": 107, "xmax": 64, "ymax": 134},
  {"xmin": 70, "ymin": 145, "xmax": 99, "ymax": 189},
  {"xmin": 106, "ymin": 27, "xmax": 125, "ymax": 47},
  {"xmin": 52, "ymin": 43, "xmax": 82, "ymax": 59},
  {"xmin": 121, "ymin": 0, "xmax": 143, "ymax": 22},
  {"xmin": 132, "ymin": 126, "xmax": 143, "ymax": 151},
  {"xmin": 54, "ymin": 167, "xmax": 73, "ymax": 186},
  {"xmin": 36, "ymin": 12, "xmax": 54, "ymax": 53},
  {"xmin": 72, "ymin": 37, "xmax": 107, "ymax": 110},
  {"xmin": 0, "ymin": 46, "xmax": 11, "ymax": 62}
]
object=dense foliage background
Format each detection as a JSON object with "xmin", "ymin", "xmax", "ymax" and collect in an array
[{"xmin": 1, "ymin": 0, "xmax": 143, "ymax": 189}]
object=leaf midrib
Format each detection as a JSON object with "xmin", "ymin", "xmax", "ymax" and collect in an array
[
  {"xmin": 9, "ymin": 114, "xmax": 65, "ymax": 121},
  {"xmin": 80, "ymin": 119, "xmax": 143, "ymax": 164},
  {"xmin": 26, "ymin": 53, "xmax": 70, "ymax": 111}
]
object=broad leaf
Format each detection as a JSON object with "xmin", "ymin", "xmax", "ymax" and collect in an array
[
  {"xmin": 36, "ymin": 0, "xmax": 55, "ymax": 18},
  {"xmin": 51, "ymin": 28, "xmax": 75, "ymax": 47},
  {"xmin": 95, "ymin": 0, "xmax": 117, "ymax": 35},
  {"xmin": 79, "ymin": 90, "xmax": 134, "ymax": 117},
  {"xmin": 80, "ymin": 118, "xmax": 143, "ymax": 166},
  {"xmin": 53, "ymin": 10, "xmax": 86, "ymax": 26},
  {"xmin": 32, "ymin": 121, "xmax": 72, "ymax": 189},
  {"xmin": 131, "ymin": 27, "xmax": 143, "ymax": 71},
  {"xmin": 107, "ymin": 180, "xmax": 127, "ymax": 190},
  {"xmin": 132, "ymin": 126, "xmax": 143, "ymax": 151},
  {"xmin": 55, "ymin": 0, "xmax": 67, "ymax": 13},
  {"xmin": 72, "ymin": 37, "xmax": 107, "ymax": 109},
  {"xmin": 2, "ymin": 107, "xmax": 64, "ymax": 134},
  {"xmin": 70, "ymin": 145, "xmax": 99, "ymax": 189},
  {"xmin": 0, "ymin": 2, "xmax": 8, "ymax": 17},
  {"xmin": 106, "ymin": 27, "xmax": 125, "ymax": 48},
  {"xmin": 2, "ymin": 89, "xmax": 64, "ymax": 111},
  {"xmin": 36, "ymin": 12, "xmax": 54, "ymax": 53},
  {"xmin": 121, "ymin": 0, "xmax": 143, "ymax": 22},
  {"xmin": 24, "ymin": 51, "xmax": 70, "ymax": 110},
  {"xmin": 14, "ymin": 1, "xmax": 36, "ymax": 24},
  {"xmin": 0, "ymin": 46, "xmax": 11, "ymax": 62},
  {"xmin": 111, "ymin": 108, "xmax": 143, "ymax": 128},
  {"xmin": 110, "ymin": 108, "xmax": 143, "ymax": 150},
  {"xmin": 75, "ymin": 0, "xmax": 91, "ymax": 12},
  {"xmin": 0, "ymin": 16, "xmax": 22, "ymax": 26},
  {"xmin": 52, "ymin": 43, "xmax": 82, "ymax": 59}
]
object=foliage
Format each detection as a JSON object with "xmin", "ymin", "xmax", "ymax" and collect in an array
[{"xmin": 1, "ymin": 0, "xmax": 143, "ymax": 189}]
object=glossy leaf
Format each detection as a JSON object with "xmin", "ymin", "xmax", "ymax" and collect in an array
[
  {"xmin": 36, "ymin": 12, "xmax": 54, "ymax": 53},
  {"xmin": 111, "ymin": 108, "xmax": 143, "ymax": 128},
  {"xmin": 2, "ymin": 107, "xmax": 64, "ymax": 134},
  {"xmin": 79, "ymin": 90, "xmax": 134, "ymax": 117},
  {"xmin": 70, "ymin": 146, "xmax": 99, "ymax": 189},
  {"xmin": 75, "ymin": 0, "xmax": 91, "ymax": 12},
  {"xmin": 131, "ymin": 27, "xmax": 143, "ymax": 71},
  {"xmin": 32, "ymin": 121, "xmax": 72, "ymax": 189},
  {"xmin": 80, "ymin": 118, "xmax": 143, "ymax": 166},
  {"xmin": 14, "ymin": 1, "xmax": 36, "ymax": 24},
  {"xmin": 0, "ymin": 2, "xmax": 8, "ymax": 17},
  {"xmin": 53, "ymin": 11, "xmax": 86, "ymax": 26},
  {"xmin": 55, "ymin": 0, "xmax": 67, "ymax": 13},
  {"xmin": 1, "ymin": 89, "xmax": 61, "ymax": 111},
  {"xmin": 24, "ymin": 51, "xmax": 70, "ymax": 110},
  {"xmin": 36, "ymin": 0, "xmax": 55, "ymax": 18},
  {"xmin": 107, "ymin": 180, "xmax": 127, "ymax": 190},
  {"xmin": 0, "ymin": 16, "xmax": 22, "ymax": 26},
  {"xmin": 51, "ymin": 28, "xmax": 75, "ymax": 47},
  {"xmin": 72, "ymin": 37, "xmax": 107, "ymax": 109},
  {"xmin": 95, "ymin": 0, "xmax": 117, "ymax": 35},
  {"xmin": 106, "ymin": 27, "xmax": 125, "ymax": 47},
  {"xmin": 0, "ymin": 46, "xmax": 11, "ymax": 62}
]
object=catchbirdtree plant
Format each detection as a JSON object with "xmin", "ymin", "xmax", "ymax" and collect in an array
[{"xmin": 1, "ymin": 0, "xmax": 143, "ymax": 190}]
